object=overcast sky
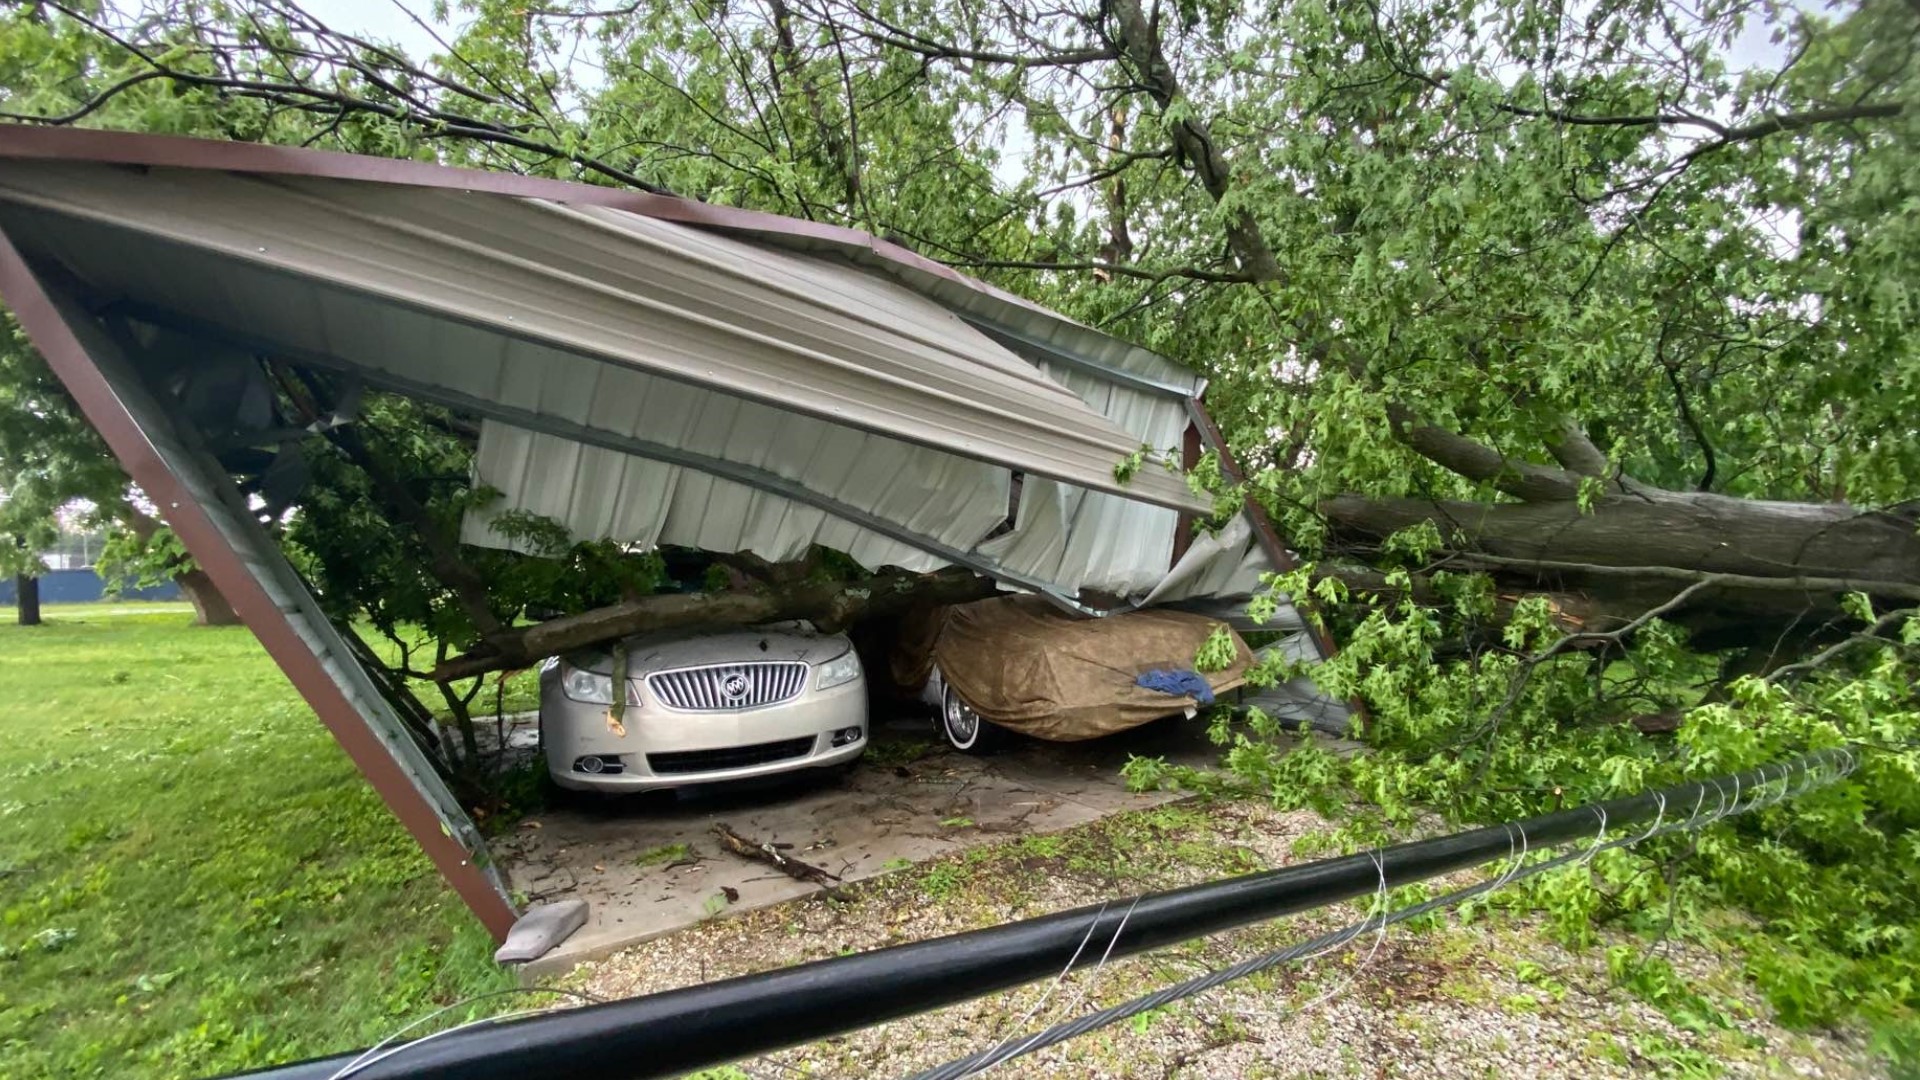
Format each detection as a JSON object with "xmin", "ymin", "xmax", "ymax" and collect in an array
[{"xmin": 305, "ymin": 0, "xmax": 449, "ymax": 58}]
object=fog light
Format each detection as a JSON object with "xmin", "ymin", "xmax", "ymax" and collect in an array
[
  {"xmin": 575, "ymin": 755, "xmax": 606, "ymax": 774},
  {"xmin": 830, "ymin": 726, "xmax": 863, "ymax": 748}
]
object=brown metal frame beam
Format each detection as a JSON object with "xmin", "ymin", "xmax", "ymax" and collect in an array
[
  {"xmin": 1183, "ymin": 396, "xmax": 1369, "ymax": 731},
  {"xmin": 1169, "ymin": 422, "xmax": 1204, "ymax": 569},
  {"xmin": 0, "ymin": 228, "xmax": 520, "ymax": 940}
]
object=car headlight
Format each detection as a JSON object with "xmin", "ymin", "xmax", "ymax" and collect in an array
[
  {"xmin": 814, "ymin": 649, "xmax": 862, "ymax": 690},
  {"xmin": 560, "ymin": 664, "xmax": 615, "ymax": 705}
]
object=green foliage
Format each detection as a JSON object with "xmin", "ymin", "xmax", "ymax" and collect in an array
[
  {"xmin": 918, "ymin": 862, "xmax": 972, "ymax": 901},
  {"xmin": 1630, "ymin": 1033, "xmax": 1722, "ymax": 1079},
  {"xmin": 0, "ymin": 318, "xmax": 126, "ymax": 576},
  {"xmin": 1607, "ymin": 947, "xmax": 1743, "ymax": 1038},
  {"xmin": 94, "ymin": 525, "xmax": 194, "ymax": 596},
  {"xmin": 1216, "ymin": 559, "xmax": 1920, "ymax": 1059},
  {"xmin": 1193, "ymin": 625, "xmax": 1237, "ymax": 673},
  {"xmin": 284, "ymin": 395, "xmax": 668, "ymax": 654}
]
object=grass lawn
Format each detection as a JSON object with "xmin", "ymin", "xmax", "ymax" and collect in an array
[{"xmin": 0, "ymin": 603, "xmax": 515, "ymax": 1079}]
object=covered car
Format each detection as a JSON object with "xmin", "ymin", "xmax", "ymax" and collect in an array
[{"xmin": 893, "ymin": 595, "xmax": 1254, "ymax": 752}]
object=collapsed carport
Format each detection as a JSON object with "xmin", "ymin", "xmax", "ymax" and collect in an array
[{"xmin": 0, "ymin": 125, "xmax": 1346, "ymax": 940}]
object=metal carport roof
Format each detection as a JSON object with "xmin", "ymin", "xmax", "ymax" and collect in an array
[{"xmin": 0, "ymin": 126, "xmax": 1345, "ymax": 939}]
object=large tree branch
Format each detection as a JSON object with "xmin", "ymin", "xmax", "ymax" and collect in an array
[
  {"xmin": 1320, "ymin": 562, "xmax": 1636, "ymax": 635},
  {"xmin": 1323, "ymin": 491, "xmax": 1920, "ymax": 590},
  {"xmin": 1543, "ymin": 418, "xmax": 1608, "ymax": 478},
  {"xmin": 432, "ymin": 567, "xmax": 996, "ymax": 682},
  {"xmin": 1105, "ymin": 0, "xmax": 1283, "ymax": 282},
  {"xmin": 1442, "ymin": 555, "xmax": 1920, "ymax": 604},
  {"xmin": 1385, "ymin": 405, "xmax": 1584, "ymax": 502},
  {"xmin": 1710, "ymin": 102, "xmax": 1907, "ymax": 143}
]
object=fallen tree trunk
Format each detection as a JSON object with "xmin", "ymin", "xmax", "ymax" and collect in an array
[
  {"xmin": 1320, "ymin": 564, "xmax": 1643, "ymax": 635},
  {"xmin": 1322, "ymin": 491, "xmax": 1920, "ymax": 588},
  {"xmin": 1319, "ymin": 492, "xmax": 1920, "ymax": 653},
  {"xmin": 1323, "ymin": 558, "xmax": 1920, "ymax": 653},
  {"xmin": 432, "ymin": 566, "xmax": 997, "ymax": 682},
  {"xmin": 1313, "ymin": 414, "xmax": 1920, "ymax": 652}
]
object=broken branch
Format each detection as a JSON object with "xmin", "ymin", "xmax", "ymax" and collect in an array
[
  {"xmin": 432, "ymin": 566, "xmax": 996, "ymax": 682},
  {"xmin": 713, "ymin": 823, "xmax": 840, "ymax": 885}
]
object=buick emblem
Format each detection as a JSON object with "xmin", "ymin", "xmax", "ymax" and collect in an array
[{"xmin": 721, "ymin": 673, "xmax": 751, "ymax": 700}]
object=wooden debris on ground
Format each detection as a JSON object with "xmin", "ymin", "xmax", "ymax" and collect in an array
[{"xmin": 713, "ymin": 823, "xmax": 841, "ymax": 885}]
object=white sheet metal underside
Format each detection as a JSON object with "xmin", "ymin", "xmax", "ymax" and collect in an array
[
  {"xmin": 459, "ymin": 321, "xmax": 1280, "ymax": 603},
  {"xmin": 461, "ymin": 421, "xmax": 1003, "ymax": 572},
  {"xmin": 458, "ymin": 351, "xmax": 1272, "ymax": 605},
  {"xmin": 975, "ymin": 363, "xmax": 1188, "ymax": 595}
]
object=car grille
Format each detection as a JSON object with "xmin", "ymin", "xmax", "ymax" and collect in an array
[
  {"xmin": 647, "ymin": 736, "xmax": 818, "ymax": 775},
  {"xmin": 648, "ymin": 662, "xmax": 807, "ymax": 711}
]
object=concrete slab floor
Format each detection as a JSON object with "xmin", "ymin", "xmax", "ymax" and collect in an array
[{"xmin": 493, "ymin": 709, "xmax": 1246, "ymax": 979}]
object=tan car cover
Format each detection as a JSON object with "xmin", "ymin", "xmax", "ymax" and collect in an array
[{"xmin": 895, "ymin": 595, "xmax": 1254, "ymax": 741}]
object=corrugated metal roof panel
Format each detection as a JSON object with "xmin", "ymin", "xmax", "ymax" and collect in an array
[
  {"xmin": 713, "ymin": 231, "xmax": 1206, "ymax": 393},
  {"xmin": 461, "ymin": 422, "xmax": 997, "ymax": 573},
  {"xmin": 0, "ymin": 148, "xmax": 1288, "ymax": 610},
  {"xmin": 974, "ymin": 366, "xmax": 1187, "ymax": 596},
  {"xmin": 0, "ymin": 127, "xmax": 1204, "ymax": 399},
  {"xmin": 0, "ymin": 161, "xmax": 1204, "ymax": 514}
]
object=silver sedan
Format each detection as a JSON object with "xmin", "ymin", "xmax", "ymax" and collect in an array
[{"xmin": 539, "ymin": 624, "xmax": 867, "ymax": 793}]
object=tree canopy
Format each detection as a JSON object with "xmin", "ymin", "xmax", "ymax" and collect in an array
[{"xmin": 1, "ymin": 0, "xmax": 1916, "ymax": 1059}]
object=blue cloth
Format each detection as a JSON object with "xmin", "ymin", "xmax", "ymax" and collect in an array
[{"xmin": 1135, "ymin": 668, "xmax": 1214, "ymax": 706}]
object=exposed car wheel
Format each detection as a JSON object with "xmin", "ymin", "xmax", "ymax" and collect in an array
[{"xmin": 941, "ymin": 684, "xmax": 1004, "ymax": 754}]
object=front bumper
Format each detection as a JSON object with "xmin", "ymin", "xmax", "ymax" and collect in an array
[{"xmin": 541, "ymin": 674, "xmax": 868, "ymax": 792}]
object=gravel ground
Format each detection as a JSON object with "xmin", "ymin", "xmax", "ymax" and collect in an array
[{"xmin": 564, "ymin": 801, "xmax": 1886, "ymax": 1079}]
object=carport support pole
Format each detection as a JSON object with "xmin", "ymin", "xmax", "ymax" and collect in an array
[{"xmin": 0, "ymin": 231, "xmax": 519, "ymax": 941}]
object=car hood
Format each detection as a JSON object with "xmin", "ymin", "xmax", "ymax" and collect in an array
[{"xmin": 566, "ymin": 625, "xmax": 851, "ymax": 675}]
